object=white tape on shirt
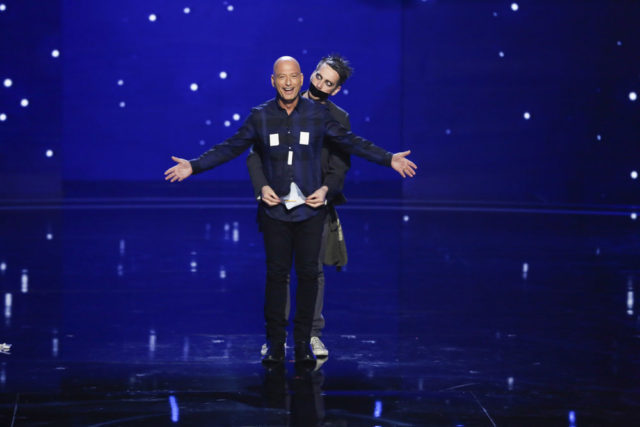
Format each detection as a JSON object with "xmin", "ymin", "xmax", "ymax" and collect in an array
[
  {"xmin": 299, "ymin": 131, "xmax": 309, "ymax": 145},
  {"xmin": 269, "ymin": 134, "xmax": 279, "ymax": 146},
  {"xmin": 287, "ymin": 150, "xmax": 293, "ymax": 165}
]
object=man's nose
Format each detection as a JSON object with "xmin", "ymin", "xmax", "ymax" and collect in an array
[{"xmin": 285, "ymin": 76, "xmax": 292, "ymax": 86}]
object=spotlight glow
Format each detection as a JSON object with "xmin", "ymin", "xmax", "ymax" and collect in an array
[
  {"xmin": 0, "ymin": 4, "xmax": 5, "ymax": 12},
  {"xmin": 224, "ymin": 120, "xmax": 231, "ymax": 127},
  {"xmin": 20, "ymin": 98, "xmax": 29, "ymax": 107},
  {"xmin": 119, "ymin": 101, "xmax": 126, "ymax": 108},
  {"xmin": 617, "ymin": 40, "xmax": 622, "ymax": 46},
  {"xmin": 205, "ymin": 119, "xmax": 212, "ymax": 125},
  {"xmin": 511, "ymin": 3, "xmax": 519, "ymax": 12},
  {"xmin": 631, "ymin": 171, "xmax": 638, "ymax": 180},
  {"xmin": 219, "ymin": 71, "xmax": 228, "ymax": 79},
  {"xmin": 629, "ymin": 91, "xmax": 638, "ymax": 102},
  {"xmin": 523, "ymin": 111, "xmax": 531, "ymax": 120},
  {"xmin": 3, "ymin": 78, "xmax": 12, "ymax": 88},
  {"xmin": 0, "ymin": 113, "xmax": 6, "ymax": 122},
  {"xmin": 232, "ymin": 113, "xmax": 240, "ymax": 121},
  {"xmin": 148, "ymin": 13, "xmax": 157, "ymax": 22},
  {"xmin": 343, "ymin": 89, "xmax": 349, "ymax": 95},
  {"xmin": 46, "ymin": 149, "xmax": 53, "ymax": 158},
  {"xmin": 499, "ymin": 51, "xmax": 505, "ymax": 58},
  {"xmin": 227, "ymin": 5, "xmax": 234, "ymax": 12},
  {"xmin": 596, "ymin": 134, "xmax": 602, "ymax": 141},
  {"xmin": 51, "ymin": 49, "xmax": 60, "ymax": 58},
  {"xmin": 183, "ymin": 7, "xmax": 191, "ymax": 14},
  {"xmin": 117, "ymin": 79, "xmax": 124, "ymax": 86},
  {"xmin": 445, "ymin": 128, "xmax": 451, "ymax": 135},
  {"xmin": 632, "ymin": 213, "xmax": 638, "ymax": 220},
  {"xmin": 190, "ymin": 83, "xmax": 198, "ymax": 91}
]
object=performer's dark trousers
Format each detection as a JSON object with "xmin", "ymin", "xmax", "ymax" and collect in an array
[{"xmin": 261, "ymin": 208, "xmax": 326, "ymax": 343}]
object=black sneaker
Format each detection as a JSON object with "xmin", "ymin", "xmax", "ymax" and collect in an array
[
  {"xmin": 261, "ymin": 340, "xmax": 285, "ymax": 365},
  {"xmin": 294, "ymin": 341, "xmax": 316, "ymax": 364}
]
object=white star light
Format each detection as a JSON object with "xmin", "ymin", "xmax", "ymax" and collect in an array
[
  {"xmin": 46, "ymin": 149, "xmax": 54, "ymax": 158},
  {"xmin": 51, "ymin": 49, "xmax": 60, "ymax": 58},
  {"xmin": 523, "ymin": 111, "xmax": 531, "ymax": 120},
  {"xmin": 219, "ymin": 71, "xmax": 228, "ymax": 79},
  {"xmin": 227, "ymin": 5, "xmax": 234, "ymax": 12},
  {"xmin": 629, "ymin": 91, "xmax": 637, "ymax": 102},
  {"xmin": 596, "ymin": 134, "xmax": 602, "ymax": 141},
  {"xmin": 117, "ymin": 79, "xmax": 124, "ymax": 86},
  {"xmin": 183, "ymin": 7, "xmax": 191, "ymax": 14},
  {"xmin": 631, "ymin": 171, "xmax": 638, "ymax": 180},
  {"xmin": 343, "ymin": 89, "xmax": 349, "ymax": 95},
  {"xmin": 617, "ymin": 40, "xmax": 622, "ymax": 46},
  {"xmin": 0, "ymin": 4, "xmax": 5, "ymax": 12},
  {"xmin": 232, "ymin": 113, "xmax": 240, "ymax": 121},
  {"xmin": 0, "ymin": 113, "xmax": 6, "ymax": 121},
  {"xmin": 632, "ymin": 213, "xmax": 638, "ymax": 221},
  {"xmin": 511, "ymin": 3, "xmax": 519, "ymax": 12},
  {"xmin": 224, "ymin": 120, "xmax": 231, "ymax": 127},
  {"xmin": 190, "ymin": 83, "xmax": 198, "ymax": 91},
  {"xmin": 148, "ymin": 14, "xmax": 157, "ymax": 22},
  {"xmin": 3, "ymin": 78, "xmax": 12, "ymax": 88},
  {"xmin": 445, "ymin": 128, "xmax": 451, "ymax": 135},
  {"xmin": 205, "ymin": 119, "xmax": 212, "ymax": 125},
  {"xmin": 499, "ymin": 51, "xmax": 505, "ymax": 58},
  {"xmin": 20, "ymin": 99, "xmax": 29, "ymax": 107},
  {"xmin": 119, "ymin": 101, "xmax": 126, "ymax": 108}
]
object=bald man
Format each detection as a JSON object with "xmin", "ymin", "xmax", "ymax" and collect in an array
[{"xmin": 165, "ymin": 56, "xmax": 417, "ymax": 365}]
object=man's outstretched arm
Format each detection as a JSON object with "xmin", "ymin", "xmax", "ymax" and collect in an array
[
  {"xmin": 164, "ymin": 114, "xmax": 258, "ymax": 183},
  {"xmin": 325, "ymin": 117, "xmax": 417, "ymax": 178}
]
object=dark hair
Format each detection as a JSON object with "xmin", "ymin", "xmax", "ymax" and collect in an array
[{"xmin": 316, "ymin": 54, "xmax": 353, "ymax": 86}]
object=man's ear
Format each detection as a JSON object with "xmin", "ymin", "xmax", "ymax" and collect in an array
[{"xmin": 271, "ymin": 74, "xmax": 275, "ymax": 87}]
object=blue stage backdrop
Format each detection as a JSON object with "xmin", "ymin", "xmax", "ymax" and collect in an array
[{"xmin": 0, "ymin": 1, "xmax": 638, "ymax": 204}]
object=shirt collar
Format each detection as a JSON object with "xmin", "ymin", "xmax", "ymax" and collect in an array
[{"xmin": 274, "ymin": 94, "xmax": 303, "ymax": 113}]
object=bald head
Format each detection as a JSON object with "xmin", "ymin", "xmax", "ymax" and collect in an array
[
  {"xmin": 273, "ymin": 56, "xmax": 301, "ymax": 74},
  {"xmin": 271, "ymin": 56, "xmax": 304, "ymax": 107}
]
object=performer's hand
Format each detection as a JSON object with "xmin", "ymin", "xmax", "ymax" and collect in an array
[
  {"xmin": 261, "ymin": 185, "xmax": 280, "ymax": 206},
  {"xmin": 306, "ymin": 186, "xmax": 328, "ymax": 208},
  {"xmin": 164, "ymin": 156, "xmax": 193, "ymax": 182},
  {"xmin": 391, "ymin": 150, "xmax": 417, "ymax": 178}
]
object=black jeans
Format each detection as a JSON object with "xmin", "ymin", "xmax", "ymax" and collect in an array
[{"xmin": 261, "ymin": 208, "xmax": 326, "ymax": 343}]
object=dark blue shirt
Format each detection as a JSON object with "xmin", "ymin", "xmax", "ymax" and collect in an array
[{"xmin": 190, "ymin": 96, "xmax": 392, "ymax": 221}]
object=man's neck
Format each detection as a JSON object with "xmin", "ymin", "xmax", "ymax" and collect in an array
[{"xmin": 278, "ymin": 96, "xmax": 299, "ymax": 115}]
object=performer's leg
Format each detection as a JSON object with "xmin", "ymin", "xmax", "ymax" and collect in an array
[
  {"xmin": 311, "ymin": 215, "xmax": 329, "ymax": 338},
  {"xmin": 261, "ymin": 214, "xmax": 294, "ymax": 343},
  {"xmin": 292, "ymin": 209, "xmax": 326, "ymax": 344}
]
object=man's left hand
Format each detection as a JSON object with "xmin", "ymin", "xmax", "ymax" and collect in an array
[
  {"xmin": 306, "ymin": 186, "xmax": 329, "ymax": 208},
  {"xmin": 391, "ymin": 150, "xmax": 418, "ymax": 178}
]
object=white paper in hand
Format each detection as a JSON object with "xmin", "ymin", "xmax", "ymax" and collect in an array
[{"xmin": 281, "ymin": 182, "xmax": 306, "ymax": 210}]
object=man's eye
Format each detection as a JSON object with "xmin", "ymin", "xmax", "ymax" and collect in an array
[{"xmin": 316, "ymin": 73, "xmax": 322, "ymax": 80}]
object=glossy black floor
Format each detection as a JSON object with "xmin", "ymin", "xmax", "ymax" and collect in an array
[{"xmin": 0, "ymin": 199, "xmax": 639, "ymax": 426}]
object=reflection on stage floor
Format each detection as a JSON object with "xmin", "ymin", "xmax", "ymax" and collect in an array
[{"xmin": 0, "ymin": 201, "xmax": 638, "ymax": 425}]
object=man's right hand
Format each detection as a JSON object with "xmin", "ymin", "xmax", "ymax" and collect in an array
[
  {"xmin": 164, "ymin": 156, "xmax": 193, "ymax": 182},
  {"xmin": 261, "ymin": 185, "xmax": 280, "ymax": 206}
]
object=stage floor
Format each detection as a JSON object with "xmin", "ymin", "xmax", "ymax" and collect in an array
[{"xmin": 0, "ymin": 201, "xmax": 638, "ymax": 425}]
